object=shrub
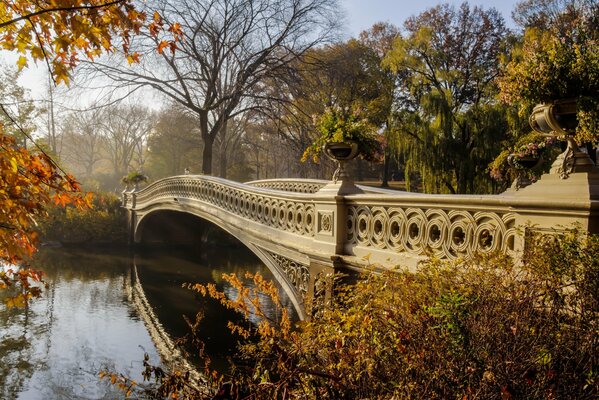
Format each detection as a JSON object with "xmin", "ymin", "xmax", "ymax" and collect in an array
[
  {"xmin": 39, "ymin": 192, "xmax": 128, "ymax": 244},
  {"xmin": 117, "ymin": 230, "xmax": 599, "ymax": 399}
]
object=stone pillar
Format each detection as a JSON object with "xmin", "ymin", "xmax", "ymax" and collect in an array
[
  {"xmin": 126, "ymin": 209, "xmax": 136, "ymax": 245},
  {"xmin": 305, "ymin": 258, "xmax": 336, "ymax": 319},
  {"xmin": 311, "ymin": 180, "xmax": 362, "ymax": 256},
  {"xmin": 124, "ymin": 190, "xmax": 138, "ymax": 245},
  {"xmin": 509, "ymin": 166, "xmax": 599, "ymax": 252}
]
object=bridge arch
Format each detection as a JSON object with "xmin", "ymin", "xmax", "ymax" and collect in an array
[{"xmin": 135, "ymin": 205, "xmax": 309, "ymax": 320}]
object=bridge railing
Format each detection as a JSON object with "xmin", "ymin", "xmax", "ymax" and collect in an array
[
  {"xmin": 124, "ymin": 171, "xmax": 598, "ymax": 268},
  {"xmin": 246, "ymin": 178, "xmax": 408, "ymax": 195},
  {"xmin": 246, "ymin": 178, "xmax": 328, "ymax": 194},
  {"xmin": 124, "ymin": 175, "xmax": 319, "ymax": 238},
  {"xmin": 340, "ymin": 170, "xmax": 598, "ymax": 265},
  {"xmin": 344, "ymin": 193, "xmax": 517, "ymax": 262}
]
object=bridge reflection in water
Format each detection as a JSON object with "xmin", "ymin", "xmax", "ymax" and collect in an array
[
  {"xmin": 0, "ymin": 240, "xmax": 294, "ymax": 398},
  {"xmin": 129, "ymin": 239, "xmax": 297, "ymax": 374}
]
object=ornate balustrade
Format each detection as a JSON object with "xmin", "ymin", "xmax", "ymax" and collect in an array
[
  {"xmin": 246, "ymin": 178, "xmax": 403, "ymax": 195},
  {"xmin": 345, "ymin": 194, "xmax": 517, "ymax": 261},
  {"xmin": 246, "ymin": 179, "xmax": 328, "ymax": 193},
  {"xmin": 124, "ymin": 174, "xmax": 597, "ymax": 266},
  {"xmin": 123, "ymin": 172, "xmax": 598, "ymax": 318},
  {"xmin": 124, "ymin": 175, "xmax": 317, "ymax": 238}
]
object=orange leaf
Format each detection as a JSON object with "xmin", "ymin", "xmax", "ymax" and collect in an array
[{"xmin": 157, "ymin": 40, "xmax": 169, "ymax": 55}]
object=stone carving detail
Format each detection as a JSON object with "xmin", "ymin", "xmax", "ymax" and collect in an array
[
  {"xmin": 347, "ymin": 205, "xmax": 516, "ymax": 259},
  {"xmin": 318, "ymin": 211, "xmax": 333, "ymax": 235},
  {"xmin": 130, "ymin": 177, "xmax": 316, "ymax": 237},
  {"xmin": 266, "ymin": 251, "xmax": 310, "ymax": 299},
  {"xmin": 247, "ymin": 179, "xmax": 327, "ymax": 194}
]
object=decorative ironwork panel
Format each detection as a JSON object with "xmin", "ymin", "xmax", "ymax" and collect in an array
[
  {"xmin": 247, "ymin": 179, "xmax": 327, "ymax": 194},
  {"xmin": 264, "ymin": 250, "xmax": 310, "ymax": 300},
  {"xmin": 347, "ymin": 205, "xmax": 516, "ymax": 259}
]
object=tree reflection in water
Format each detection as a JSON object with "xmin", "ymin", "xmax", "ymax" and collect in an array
[{"xmin": 0, "ymin": 242, "xmax": 296, "ymax": 398}]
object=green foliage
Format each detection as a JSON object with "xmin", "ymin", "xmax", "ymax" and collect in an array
[
  {"xmin": 39, "ymin": 192, "xmax": 127, "ymax": 244},
  {"xmin": 121, "ymin": 171, "xmax": 148, "ymax": 186},
  {"xmin": 302, "ymin": 106, "xmax": 381, "ymax": 163},
  {"xmin": 488, "ymin": 132, "xmax": 560, "ymax": 185},
  {"xmin": 497, "ymin": 1, "xmax": 599, "ymax": 143},
  {"xmin": 383, "ymin": 3, "xmax": 510, "ymax": 194},
  {"xmin": 145, "ymin": 108, "xmax": 204, "ymax": 179},
  {"xmin": 281, "ymin": 40, "xmax": 392, "ymax": 178}
]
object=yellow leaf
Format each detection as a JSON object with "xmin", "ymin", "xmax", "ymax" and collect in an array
[
  {"xmin": 74, "ymin": 37, "xmax": 88, "ymax": 49},
  {"xmin": 10, "ymin": 157, "xmax": 18, "ymax": 172},
  {"xmin": 31, "ymin": 46, "xmax": 44, "ymax": 60},
  {"xmin": 16, "ymin": 56, "xmax": 28, "ymax": 71},
  {"xmin": 126, "ymin": 53, "xmax": 140, "ymax": 64}
]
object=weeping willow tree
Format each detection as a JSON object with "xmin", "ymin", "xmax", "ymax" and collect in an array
[{"xmin": 384, "ymin": 3, "xmax": 511, "ymax": 194}]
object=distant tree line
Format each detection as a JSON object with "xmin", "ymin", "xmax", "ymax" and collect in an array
[{"xmin": 3, "ymin": 0, "xmax": 597, "ymax": 194}]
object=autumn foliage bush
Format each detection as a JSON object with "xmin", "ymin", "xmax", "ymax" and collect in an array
[
  {"xmin": 116, "ymin": 230, "xmax": 598, "ymax": 399},
  {"xmin": 0, "ymin": 130, "xmax": 91, "ymax": 307},
  {"xmin": 39, "ymin": 192, "xmax": 128, "ymax": 245}
]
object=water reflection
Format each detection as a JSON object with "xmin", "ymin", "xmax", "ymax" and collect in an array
[
  {"xmin": 132, "ymin": 245, "xmax": 297, "ymax": 372},
  {"xmin": 0, "ymin": 249, "xmax": 158, "ymax": 400},
  {"xmin": 0, "ymin": 243, "xmax": 296, "ymax": 399}
]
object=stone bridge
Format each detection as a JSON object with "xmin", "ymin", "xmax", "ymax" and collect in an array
[{"xmin": 122, "ymin": 169, "xmax": 598, "ymax": 320}]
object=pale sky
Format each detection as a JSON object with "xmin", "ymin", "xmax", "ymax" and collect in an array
[
  {"xmin": 6, "ymin": 0, "xmax": 523, "ymax": 100},
  {"xmin": 341, "ymin": 0, "xmax": 521, "ymax": 36}
]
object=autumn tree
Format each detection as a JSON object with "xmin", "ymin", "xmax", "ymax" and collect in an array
[
  {"xmin": 0, "ymin": 67, "xmax": 38, "ymax": 148},
  {"xmin": 498, "ymin": 0, "xmax": 598, "ymax": 145},
  {"xmin": 214, "ymin": 114, "xmax": 251, "ymax": 180},
  {"xmin": 0, "ymin": 0, "xmax": 174, "ymax": 303},
  {"xmin": 383, "ymin": 2, "xmax": 509, "ymax": 194},
  {"xmin": 99, "ymin": 104, "xmax": 155, "ymax": 181},
  {"xmin": 60, "ymin": 108, "xmax": 105, "ymax": 179},
  {"xmin": 86, "ymin": 0, "xmax": 339, "ymax": 175},
  {"xmin": 358, "ymin": 22, "xmax": 400, "ymax": 186},
  {"xmin": 0, "ymin": 0, "xmax": 158, "ymax": 83},
  {"xmin": 146, "ymin": 107, "xmax": 203, "ymax": 178},
  {"xmin": 261, "ymin": 39, "xmax": 393, "ymax": 180},
  {"xmin": 511, "ymin": 0, "xmax": 596, "ymax": 29}
]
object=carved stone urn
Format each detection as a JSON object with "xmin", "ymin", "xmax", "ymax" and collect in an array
[
  {"xmin": 323, "ymin": 141, "xmax": 359, "ymax": 183},
  {"xmin": 529, "ymin": 99, "xmax": 578, "ymax": 136},
  {"xmin": 529, "ymin": 99, "xmax": 595, "ymax": 178}
]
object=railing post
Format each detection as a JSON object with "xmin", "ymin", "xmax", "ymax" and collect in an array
[
  {"xmin": 311, "ymin": 180, "xmax": 362, "ymax": 256},
  {"xmin": 123, "ymin": 189, "xmax": 138, "ymax": 245},
  {"xmin": 510, "ymin": 166, "xmax": 599, "ymax": 252}
]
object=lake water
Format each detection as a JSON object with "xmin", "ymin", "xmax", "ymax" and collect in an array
[{"xmin": 0, "ymin": 244, "xmax": 295, "ymax": 399}]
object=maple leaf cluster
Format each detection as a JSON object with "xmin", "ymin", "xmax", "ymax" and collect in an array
[
  {"xmin": 0, "ymin": 1, "xmax": 184, "ymax": 307},
  {"xmin": 0, "ymin": 0, "xmax": 182, "ymax": 83},
  {"xmin": 0, "ymin": 129, "xmax": 92, "ymax": 265}
]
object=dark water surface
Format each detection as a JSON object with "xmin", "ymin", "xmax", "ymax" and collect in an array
[{"xmin": 0, "ymin": 244, "xmax": 293, "ymax": 399}]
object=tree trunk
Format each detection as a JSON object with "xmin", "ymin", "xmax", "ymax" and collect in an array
[
  {"xmin": 381, "ymin": 149, "xmax": 391, "ymax": 187},
  {"xmin": 219, "ymin": 120, "xmax": 228, "ymax": 179},
  {"xmin": 202, "ymin": 136, "xmax": 214, "ymax": 175},
  {"xmin": 200, "ymin": 111, "xmax": 214, "ymax": 175}
]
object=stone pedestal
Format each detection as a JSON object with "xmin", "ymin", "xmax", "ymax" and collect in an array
[{"xmin": 511, "ymin": 167, "xmax": 599, "ymax": 240}]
